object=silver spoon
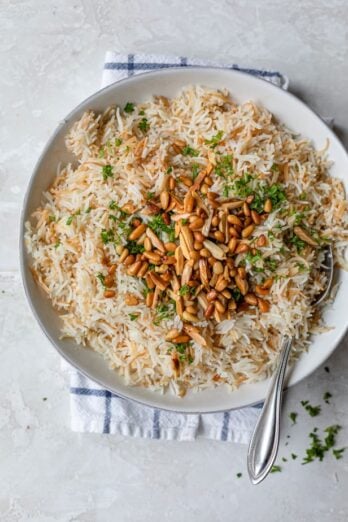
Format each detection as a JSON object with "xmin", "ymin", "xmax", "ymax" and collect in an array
[{"xmin": 247, "ymin": 245, "xmax": 334, "ymax": 485}]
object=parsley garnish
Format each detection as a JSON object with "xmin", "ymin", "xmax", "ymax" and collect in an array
[
  {"xmin": 54, "ymin": 241, "xmax": 61, "ymax": 249},
  {"xmin": 289, "ymin": 412, "xmax": 298, "ymax": 425},
  {"xmin": 291, "ymin": 453, "xmax": 298, "ymax": 460},
  {"xmin": 323, "ymin": 392, "xmax": 332, "ymax": 404},
  {"xmin": 102, "ymin": 165, "xmax": 113, "ymax": 181},
  {"xmin": 301, "ymin": 400, "xmax": 321, "ymax": 417},
  {"xmin": 139, "ymin": 117, "xmax": 149, "ymax": 133},
  {"xmin": 129, "ymin": 313, "xmax": 139, "ymax": 321},
  {"xmin": 96, "ymin": 273, "xmax": 106, "ymax": 287},
  {"xmin": 115, "ymin": 138, "xmax": 122, "ymax": 146},
  {"xmin": 245, "ymin": 250, "xmax": 262, "ymax": 266},
  {"xmin": 100, "ymin": 229, "xmax": 114, "ymax": 244},
  {"xmin": 333, "ymin": 448, "xmax": 345, "ymax": 460},
  {"xmin": 148, "ymin": 215, "xmax": 175, "ymax": 241},
  {"xmin": 236, "ymin": 472, "xmax": 242, "ymax": 478},
  {"xmin": 181, "ymin": 218, "xmax": 188, "ymax": 225},
  {"xmin": 289, "ymin": 234, "xmax": 306, "ymax": 253},
  {"xmin": 139, "ymin": 109, "xmax": 145, "ymax": 116},
  {"xmin": 205, "ymin": 130, "xmax": 224, "ymax": 149},
  {"xmin": 270, "ymin": 465, "xmax": 282, "ymax": 473},
  {"xmin": 126, "ymin": 240, "xmax": 145, "ymax": 255},
  {"xmin": 271, "ymin": 163, "xmax": 279, "ymax": 172},
  {"xmin": 232, "ymin": 288, "xmax": 243, "ymax": 302},
  {"xmin": 146, "ymin": 191, "xmax": 155, "ymax": 200},
  {"xmin": 302, "ymin": 425, "xmax": 342, "ymax": 464},
  {"xmin": 166, "ymin": 166, "xmax": 173, "ymax": 174},
  {"xmin": 48, "ymin": 215, "xmax": 56, "ymax": 222},
  {"xmin": 215, "ymin": 155, "xmax": 234, "ymax": 179},
  {"xmin": 153, "ymin": 303, "xmax": 175, "ymax": 325},
  {"xmin": 179, "ymin": 284, "xmax": 195, "ymax": 296},
  {"xmin": 66, "ymin": 216, "xmax": 73, "ymax": 225},
  {"xmin": 98, "ymin": 147, "xmax": 105, "ymax": 158},
  {"xmin": 124, "ymin": 102, "xmax": 135, "ymax": 113},
  {"xmin": 182, "ymin": 145, "xmax": 199, "ymax": 157}
]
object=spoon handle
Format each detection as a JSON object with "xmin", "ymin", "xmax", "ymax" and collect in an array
[{"xmin": 247, "ymin": 336, "xmax": 293, "ymax": 485}]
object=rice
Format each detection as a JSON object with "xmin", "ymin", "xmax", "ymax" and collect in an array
[{"xmin": 25, "ymin": 86, "xmax": 348, "ymax": 397}]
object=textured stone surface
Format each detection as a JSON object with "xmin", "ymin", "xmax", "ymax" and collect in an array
[{"xmin": 0, "ymin": 0, "xmax": 347, "ymax": 520}]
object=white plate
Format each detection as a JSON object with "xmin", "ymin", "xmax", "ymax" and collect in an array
[{"xmin": 20, "ymin": 67, "xmax": 348, "ymax": 413}]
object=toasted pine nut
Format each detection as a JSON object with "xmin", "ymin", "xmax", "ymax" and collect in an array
[
  {"xmin": 104, "ymin": 290, "xmax": 115, "ymax": 298},
  {"xmin": 193, "ymin": 231, "xmax": 204, "ymax": 243},
  {"xmin": 189, "ymin": 251, "xmax": 200, "ymax": 262},
  {"xmin": 215, "ymin": 300, "xmax": 225, "ymax": 314},
  {"xmin": 144, "ymin": 237, "xmax": 152, "ymax": 251},
  {"xmin": 246, "ymin": 195, "xmax": 254, "ymax": 204},
  {"xmin": 127, "ymin": 261, "xmax": 142, "ymax": 276},
  {"xmin": 227, "ymin": 214, "xmax": 242, "ymax": 226},
  {"xmin": 168, "ymin": 177, "xmax": 175, "ymax": 190},
  {"xmin": 258, "ymin": 297, "xmax": 270, "ymax": 313},
  {"xmin": 146, "ymin": 291, "xmax": 154, "ymax": 307},
  {"xmin": 215, "ymin": 277, "xmax": 229, "ymax": 292},
  {"xmin": 115, "ymin": 245, "xmax": 124, "ymax": 255},
  {"xmin": 172, "ymin": 335, "xmax": 191, "ymax": 343},
  {"xmin": 213, "ymin": 261, "xmax": 224, "ymax": 275},
  {"xmin": 189, "ymin": 217, "xmax": 204, "ymax": 230},
  {"xmin": 262, "ymin": 277, "xmax": 273, "ymax": 289},
  {"xmin": 179, "ymin": 175, "xmax": 193, "ymax": 187},
  {"xmin": 255, "ymin": 285, "xmax": 270, "ymax": 296},
  {"xmin": 214, "ymin": 230, "xmax": 225, "ymax": 242},
  {"xmin": 251, "ymin": 210, "xmax": 261, "ymax": 225},
  {"xmin": 182, "ymin": 311, "xmax": 199, "ymax": 322},
  {"xmin": 235, "ymin": 275, "xmax": 249, "ymax": 295},
  {"xmin": 264, "ymin": 198, "xmax": 272, "ymax": 213},
  {"xmin": 221, "ymin": 289, "xmax": 232, "ymax": 299},
  {"xmin": 229, "ymin": 226, "xmax": 239, "ymax": 238},
  {"xmin": 228, "ymin": 299, "xmax": 237, "ymax": 310},
  {"xmin": 185, "ymin": 305, "xmax": 197, "ymax": 315},
  {"xmin": 237, "ymin": 267, "xmax": 246, "ymax": 278},
  {"xmin": 193, "ymin": 241, "xmax": 203, "ymax": 250},
  {"xmin": 129, "ymin": 223, "xmax": 146, "ymax": 241},
  {"xmin": 207, "ymin": 290, "xmax": 218, "ymax": 301},
  {"xmin": 212, "ymin": 216, "xmax": 219, "ymax": 227},
  {"xmin": 132, "ymin": 218, "xmax": 142, "ymax": 228},
  {"xmin": 159, "ymin": 191, "xmax": 170, "ymax": 210},
  {"xmin": 108, "ymin": 264, "xmax": 117, "ymax": 276},
  {"xmin": 104, "ymin": 275, "xmax": 114, "ymax": 287},
  {"xmin": 243, "ymin": 201, "xmax": 251, "ymax": 216},
  {"xmin": 200, "ymin": 183, "xmax": 209, "ymax": 195},
  {"xmin": 165, "ymin": 329, "xmax": 181, "ymax": 341},
  {"xmin": 228, "ymin": 237, "xmax": 238, "ymax": 253},
  {"xmin": 207, "ymin": 191, "xmax": 219, "ymax": 201},
  {"xmin": 242, "ymin": 224, "xmax": 255, "ymax": 238},
  {"xmin": 235, "ymin": 242, "xmax": 250, "ymax": 254},
  {"xmin": 124, "ymin": 254, "xmax": 135, "ymax": 266},
  {"xmin": 137, "ymin": 262, "xmax": 149, "ymax": 277},
  {"xmin": 256, "ymin": 234, "xmax": 267, "ymax": 247},
  {"xmin": 143, "ymin": 251, "xmax": 161, "ymax": 264},
  {"xmin": 244, "ymin": 293, "xmax": 258, "ymax": 305},
  {"xmin": 204, "ymin": 302, "xmax": 215, "ymax": 319},
  {"xmin": 205, "ymin": 176, "xmax": 213, "ymax": 186},
  {"xmin": 164, "ymin": 242, "xmax": 177, "ymax": 252},
  {"xmin": 119, "ymin": 248, "xmax": 129, "ymax": 263},
  {"xmin": 200, "ymin": 248, "xmax": 210, "ymax": 258}
]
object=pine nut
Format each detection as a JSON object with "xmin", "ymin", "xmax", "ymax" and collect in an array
[
  {"xmin": 115, "ymin": 245, "xmax": 124, "ymax": 255},
  {"xmin": 164, "ymin": 242, "xmax": 177, "ymax": 252},
  {"xmin": 124, "ymin": 254, "xmax": 135, "ymax": 266},
  {"xmin": 129, "ymin": 223, "xmax": 146, "ymax": 241},
  {"xmin": 258, "ymin": 297, "xmax": 270, "ymax": 313},
  {"xmin": 212, "ymin": 216, "xmax": 219, "ymax": 227},
  {"xmin": 264, "ymin": 198, "xmax": 272, "ymax": 213},
  {"xmin": 235, "ymin": 275, "xmax": 249, "ymax": 295},
  {"xmin": 199, "ymin": 248, "xmax": 210, "ymax": 257},
  {"xmin": 168, "ymin": 177, "xmax": 175, "ymax": 190},
  {"xmin": 228, "ymin": 299, "xmax": 237, "ymax": 310},
  {"xmin": 212, "ymin": 261, "xmax": 223, "ymax": 275},
  {"xmin": 108, "ymin": 264, "xmax": 117, "ymax": 275},
  {"xmin": 251, "ymin": 210, "xmax": 261, "ymax": 225},
  {"xmin": 221, "ymin": 289, "xmax": 232, "ymax": 299},
  {"xmin": 189, "ymin": 251, "xmax": 200, "ymax": 262},
  {"xmin": 127, "ymin": 261, "xmax": 142, "ymax": 276},
  {"xmin": 137, "ymin": 262, "xmax": 149, "ymax": 277},
  {"xmin": 146, "ymin": 291, "xmax": 154, "ymax": 307},
  {"xmin": 185, "ymin": 305, "xmax": 197, "ymax": 315},
  {"xmin": 262, "ymin": 277, "xmax": 273, "ymax": 289},
  {"xmin": 207, "ymin": 290, "xmax": 218, "ymax": 301},
  {"xmin": 207, "ymin": 256, "xmax": 215, "ymax": 267},
  {"xmin": 204, "ymin": 302, "xmax": 215, "ymax": 319},
  {"xmin": 227, "ymin": 214, "xmax": 242, "ymax": 226},
  {"xmin": 215, "ymin": 276, "xmax": 229, "ymax": 292},
  {"xmin": 119, "ymin": 248, "xmax": 129, "ymax": 263},
  {"xmin": 182, "ymin": 311, "xmax": 199, "ymax": 322},
  {"xmin": 205, "ymin": 176, "xmax": 213, "ymax": 186},
  {"xmin": 143, "ymin": 251, "xmax": 161, "ymax": 264},
  {"xmin": 246, "ymin": 195, "xmax": 254, "ymax": 204},
  {"xmin": 243, "ymin": 201, "xmax": 250, "ymax": 216},
  {"xmin": 235, "ymin": 242, "xmax": 249, "ymax": 254},
  {"xmin": 228, "ymin": 237, "xmax": 238, "ymax": 253},
  {"xmin": 172, "ymin": 335, "xmax": 191, "ymax": 343},
  {"xmin": 165, "ymin": 329, "xmax": 181, "ymax": 341},
  {"xmin": 244, "ymin": 293, "xmax": 258, "ymax": 305},
  {"xmin": 144, "ymin": 237, "xmax": 152, "ymax": 251},
  {"xmin": 179, "ymin": 175, "xmax": 193, "ymax": 187},
  {"xmin": 189, "ymin": 217, "xmax": 204, "ymax": 230},
  {"xmin": 237, "ymin": 267, "xmax": 246, "ymax": 278},
  {"xmin": 214, "ymin": 230, "xmax": 225, "ymax": 242},
  {"xmin": 256, "ymin": 234, "xmax": 267, "ymax": 247},
  {"xmin": 229, "ymin": 226, "xmax": 239, "ymax": 238},
  {"xmin": 193, "ymin": 231, "xmax": 204, "ymax": 242},
  {"xmin": 200, "ymin": 183, "xmax": 209, "ymax": 195},
  {"xmin": 104, "ymin": 290, "xmax": 115, "ymax": 298},
  {"xmin": 215, "ymin": 300, "xmax": 225, "ymax": 314},
  {"xmin": 242, "ymin": 224, "xmax": 255, "ymax": 238},
  {"xmin": 255, "ymin": 285, "xmax": 270, "ymax": 296},
  {"xmin": 207, "ymin": 191, "xmax": 219, "ymax": 201},
  {"xmin": 104, "ymin": 275, "xmax": 114, "ymax": 287}
]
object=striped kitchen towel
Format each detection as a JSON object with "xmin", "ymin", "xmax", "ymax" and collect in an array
[{"xmin": 66, "ymin": 52, "xmax": 288, "ymax": 442}]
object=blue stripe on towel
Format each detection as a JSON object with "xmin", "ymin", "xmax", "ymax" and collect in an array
[
  {"xmin": 220, "ymin": 411, "xmax": 230, "ymax": 441},
  {"xmin": 103, "ymin": 391, "xmax": 112, "ymax": 433},
  {"xmin": 152, "ymin": 409, "xmax": 160, "ymax": 439}
]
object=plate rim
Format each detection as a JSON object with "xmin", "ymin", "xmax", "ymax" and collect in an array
[{"xmin": 19, "ymin": 66, "xmax": 348, "ymax": 413}]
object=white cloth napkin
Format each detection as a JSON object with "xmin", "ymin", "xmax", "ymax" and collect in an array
[{"xmin": 64, "ymin": 52, "xmax": 304, "ymax": 441}]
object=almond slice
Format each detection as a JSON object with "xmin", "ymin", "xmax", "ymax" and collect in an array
[{"xmin": 202, "ymin": 240, "xmax": 226, "ymax": 260}]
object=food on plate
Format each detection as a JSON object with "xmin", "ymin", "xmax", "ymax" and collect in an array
[{"xmin": 25, "ymin": 86, "xmax": 348, "ymax": 397}]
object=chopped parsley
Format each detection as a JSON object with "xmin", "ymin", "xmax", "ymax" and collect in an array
[
  {"xmin": 236, "ymin": 472, "xmax": 242, "ymax": 478},
  {"xmin": 66, "ymin": 216, "xmax": 73, "ymax": 225},
  {"xmin": 271, "ymin": 163, "xmax": 279, "ymax": 172},
  {"xmin": 299, "ymin": 192, "xmax": 308, "ymax": 201},
  {"xmin": 139, "ymin": 109, "xmax": 145, "ymax": 116},
  {"xmin": 179, "ymin": 284, "xmax": 195, "ymax": 296},
  {"xmin": 205, "ymin": 130, "xmax": 224, "ymax": 149},
  {"xmin": 323, "ymin": 392, "xmax": 332, "ymax": 404},
  {"xmin": 215, "ymin": 154, "xmax": 234, "ymax": 179},
  {"xmin": 324, "ymin": 366, "xmax": 330, "ymax": 373},
  {"xmin": 129, "ymin": 313, "xmax": 139, "ymax": 321},
  {"xmin": 126, "ymin": 240, "xmax": 145, "ymax": 254},
  {"xmin": 265, "ymin": 258, "xmax": 278, "ymax": 272},
  {"xmin": 181, "ymin": 218, "xmax": 188, "ymax": 225},
  {"xmin": 232, "ymin": 288, "xmax": 243, "ymax": 302},
  {"xmin": 138, "ymin": 117, "xmax": 149, "ymax": 133},
  {"xmin": 282, "ymin": 457, "xmax": 288, "ymax": 463},
  {"xmin": 115, "ymin": 138, "xmax": 123, "ymax": 146},
  {"xmin": 289, "ymin": 412, "xmax": 298, "ymax": 425},
  {"xmin": 191, "ymin": 163, "xmax": 200, "ymax": 180},
  {"xmin": 153, "ymin": 303, "xmax": 175, "ymax": 325},
  {"xmin": 102, "ymin": 165, "xmax": 113, "ymax": 181},
  {"xmin": 333, "ymin": 448, "xmax": 345, "ymax": 460},
  {"xmin": 124, "ymin": 102, "xmax": 135, "ymax": 113},
  {"xmin": 109, "ymin": 200, "xmax": 128, "ymax": 218},
  {"xmin": 96, "ymin": 273, "xmax": 106, "ymax": 287},
  {"xmin": 98, "ymin": 147, "xmax": 105, "ymax": 158},
  {"xmin": 182, "ymin": 145, "xmax": 199, "ymax": 157},
  {"xmin": 270, "ymin": 465, "xmax": 282, "ymax": 473},
  {"xmin": 100, "ymin": 229, "xmax": 115, "ymax": 244},
  {"xmin": 245, "ymin": 250, "xmax": 262, "ymax": 266},
  {"xmin": 301, "ymin": 400, "xmax": 321, "ymax": 417},
  {"xmin": 54, "ymin": 241, "xmax": 61, "ymax": 249},
  {"xmin": 146, "ymin": 191, "xmax": 155, "ymax": 200},
  {"xmin": 289, "ymin": 234, "xmax": 306, "ymax": 253},
  {"xmin": 302, "ymin": 425, "xmax": 342, "ymax": 464},
  {"xmin": 166, "ymin": 166, "xmax": 173, "ymax": 174},
  {"xmin": 148, "ymin": 215, "xmax": 175, "ymax": 241},
  {"xmin": 291, "ymin": 453, "xmax": 298, "ymax": 460},
  {"xmin": 48, "ymin": 215, "xmax": 56, "ymax": 222}
]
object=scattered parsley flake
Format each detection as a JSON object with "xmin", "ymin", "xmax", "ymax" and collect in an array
[
  {"xmin": 148, "ymin": 215, "xmax": 175, "ymax": 241},
  {"xmin": 66, "ymin": 216, "xmax": 73, "ymax": 225},
  {"xmin": 205, "ymin": 130, "xmax": 224, "ymax": 149},
  {"xmin": 48, "ymin": 215, "xmax": 56, "ymax": 222},
  {"xmin": 301, "ymin": 400, "xmax": 321, "ymax": 417},
  {"xmin": 291, "ymin": 453, "xmax": 298, "ymax": 460},
  {"xmin": 96, "ymin": 273, "xmax": 106, "ymax": 287},
  {"xmin": 146, "ymin": 191, "xmax": 155, "ymax": 200},
  {"xmin": 289, "ymin": 412, "xmax": 298, "ymax": 425},
  {"xmin": 324, "ymin": 366, "xmax": 330, "ymax": 373},
  {"xmin": 139, "ymin": 109, "xmax": 145, "ymax": 115},
  {"xmin": 191, "ymin": 163, "xmax": 200, "ymax": 180},
  {"xmin": 179, "ymin": 284, "xmax": 195, "ymax": 296},
  {"xmin": 302, "ymin": 425, "xmax": 342, "ymax": 464},
  {"xmin": 126, "ymin": 240, "xmax": 145, "ymax": 255},
  {"xmin": 100, "ymin": 229, "xmax": 114, "ymax": 244},
  {"xmin": 54, "ymin": 241, "xmax": 61, "ymax": 249},
  {"xmin": 153, "ymin": 303, "xmax": 175, "ymax": 325},
  {"xmin": 289, "ymin": 234, "xmax": 306, "ymax": 253},
  {"xmin": 323, "ymin": 392, "xmax": 332, "ymax": 404},
  {"xmin": 139, "ymin": 117, "xmax": 149, "ymax": 133},
  {"xmin": 182, "ymin": 145, "xmax": 199, "ymax": 157},
  {"xmin": 236, "ymin": 472, "xmax": 242, "ymax": 478},
  {"xmin": 282, "ymin": 457, "xmax": 288, "ymax": 462},
  {"xmin": 124, "ymin": 102, "xmax": 135, "ymax": 113},
  {"xmin": 129, "ymin": 313, "xmax": 139, "ymax": 321},
  {"xmin": 115, "ymin": 138, "xmax": 123, "ymax": 146},
  {"xmin": 333, "ymin": 448, "xmax": 345, "ymax": 460},
  {"xmin": 102, "ymin": 165, "xmax": 113, "ymax": 181},
  {"xmin": 215, "ymin": 155, "xmax": 234, "ymax": 179},
  {"xmin": 166, "ymin": 166, "xmax": 173, "ymax": 174},
  {"xmin": 181, "ymin": 218, "xmax": 189, "ymax": 225},
  {"xmin": 98, "ymin": 147, "xmax": 105, "ymax": 158},
  {"xmin": 270, "ymin": 465, "xmax": 282, "ymax": 473}
]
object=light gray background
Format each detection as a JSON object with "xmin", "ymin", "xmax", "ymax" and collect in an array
[{"xmin": 0, "ymin": 1, "xmax": 347, "ymax": 521}]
